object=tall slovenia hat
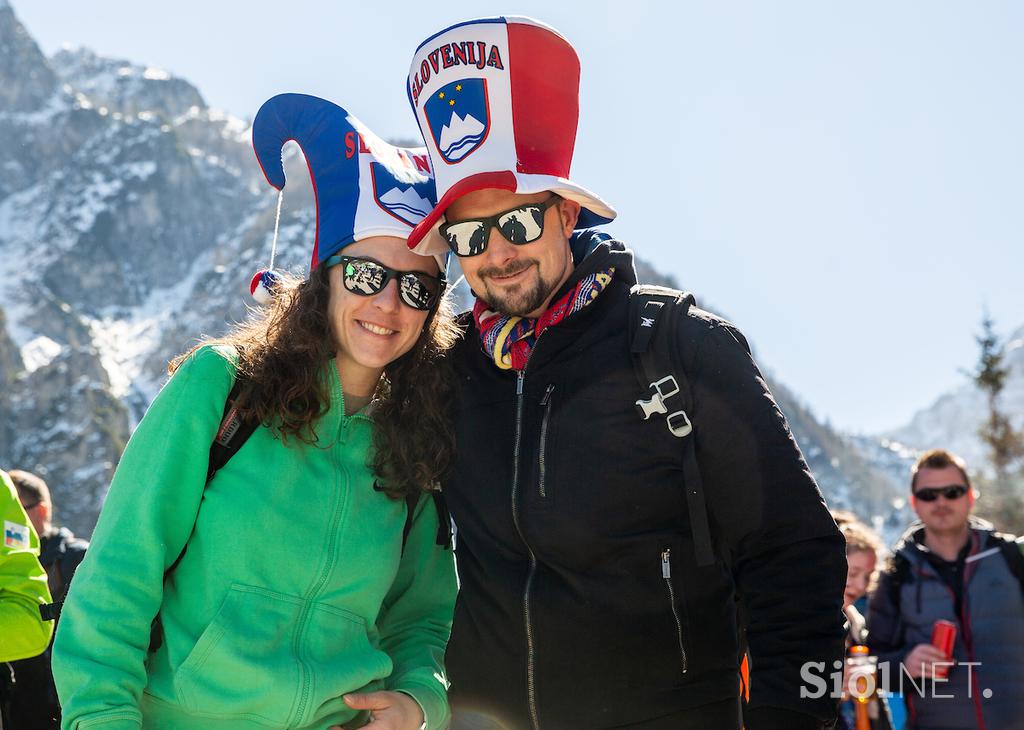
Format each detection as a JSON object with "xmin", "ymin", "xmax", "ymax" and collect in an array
[
  {"xmin": 251, "ymin": 93, "xmax": 438, "ymax": 300},
  {"xmin": 405, "ymin": 16, "xmax": 616, "ymax": 256}
]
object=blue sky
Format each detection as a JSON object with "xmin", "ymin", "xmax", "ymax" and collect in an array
[{"xmin": 13, "ymin": 1, "xmax": 1023, "ymax": 434}]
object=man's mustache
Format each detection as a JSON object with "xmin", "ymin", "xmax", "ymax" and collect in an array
[{"xmin": 479, "ymin": 260, "xmax": 536, "ymax": 280}]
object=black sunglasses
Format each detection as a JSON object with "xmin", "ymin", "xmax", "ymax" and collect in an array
[
  {"xmin": 913, "ymin": 485, "xmax": 969, "ymax": 502},
  {"xmin": 325, "ymin": 255, "xmax": 444, "ymax": 311},
  {"xmin": 439, "ymin": 195, "xmax": 561, "ymax": 257}
]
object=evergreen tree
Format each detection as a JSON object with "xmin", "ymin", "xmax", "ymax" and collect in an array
[{"xmin": 972, "ymin": 313, "xmax": 1024, "ymax": 532}]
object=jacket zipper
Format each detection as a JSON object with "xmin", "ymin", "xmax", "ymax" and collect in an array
[
  {"xmin": 511, "ymin": 370, "xmax": 541, "ymax": 730},
  {"xmin": 538, "ymin": 384, "xmax": 555, "ymax": 498},
  {"xmin": 293, "ymin": 422, "xmax": 349, "ymax": 725},
  {"xmin": 661, "ymin": 548, "xmax": 688, "ymax": 675}
]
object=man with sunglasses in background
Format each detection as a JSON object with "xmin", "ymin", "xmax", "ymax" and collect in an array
[
  {"xmin": 405, "ymin": 17, "xmax": 846, "ymax": 730},
  {"xmin": 868, "ymin": 448, "xmax": 1024, "ymax": 728}
]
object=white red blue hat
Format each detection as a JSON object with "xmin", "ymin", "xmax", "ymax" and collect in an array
[
  {"xmin": 405, "ymin": 16, "xmax": 616, "ymax": 256},
  {"xmin": 252, "ymin": 93, "xmax": 437, "ymax": 275}
]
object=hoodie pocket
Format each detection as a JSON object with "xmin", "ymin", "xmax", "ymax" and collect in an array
[
  {"xmin": 174, "ymin": 584, "xmax": 391, "ymax": 726},
  {"xmin": 174, "ymin": 584, "xmax": 304, "ymax": 726}
]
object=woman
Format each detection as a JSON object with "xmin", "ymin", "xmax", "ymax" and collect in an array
[
  {"xmin": 53, "ymin": 95, "xmax": 458, "ymax": 730},
  {"xmin": 833, "ymin": 511, "xmax": 894, "ymax": 730}
]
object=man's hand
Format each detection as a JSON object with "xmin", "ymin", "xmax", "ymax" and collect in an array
[
  {"xmin": 332, "ymin": 690, "xmax": 425, "ymax": 730},
  {"xmin": 903, "ymin": 643, "xmax": 952, "ymax": 678}
]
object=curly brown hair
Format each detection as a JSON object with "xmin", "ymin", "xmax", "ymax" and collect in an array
[{"xmin": 170, "ymin": 265, "xmax": 461, "ymax": 498}]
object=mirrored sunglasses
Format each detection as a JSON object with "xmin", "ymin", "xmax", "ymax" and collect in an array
[
  {"xmin": 913, "ymin": 485, "xmax": 968, "ymax": 502},
  {"xmin": 439, "ymin": 195, "xmax": 561, "ymax": 257},
  {"xmin": 325, "ymin": 255, "xmax": 443, "ymax": 311}
]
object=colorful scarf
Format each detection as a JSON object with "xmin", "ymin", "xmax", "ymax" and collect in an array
[{"xmin": 474, "ymin": 268, "xmax": 615, "ymax": 370}]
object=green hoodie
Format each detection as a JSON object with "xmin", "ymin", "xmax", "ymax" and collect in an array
[
  {"xmin": 1, "ymin": 468, "xmax": 53, "ymax": 661},
  {"xmin": 53, "ymin": 346, "xmax": 456, "ymax": 730}
]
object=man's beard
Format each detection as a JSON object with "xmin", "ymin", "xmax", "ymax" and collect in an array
[{"xmin": 479, "ymin": 259, "xmax": 555, "ymax": 317}]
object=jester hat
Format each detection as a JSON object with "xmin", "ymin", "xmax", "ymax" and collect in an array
[
  {"xmin": 251, "ymin": 93, "xmax": 439, "ymax": 289},
  {"xmin": 405, "ymin": 16, "xmax": 616, "ymax": 256}
]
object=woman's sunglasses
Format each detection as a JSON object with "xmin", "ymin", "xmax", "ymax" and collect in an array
[
  {"xmin": 439, "ymin": 195, "xmax": 561, "ymax": 257},
  {"xmin": 913, "ymin": 485, "xmax": 969, "ymax": 502},
  {"xmin": 325, "ymin": 255, "xmax": 444, "ymax": 311}
]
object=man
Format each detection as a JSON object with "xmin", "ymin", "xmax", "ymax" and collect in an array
[
  {"xmin": 0, "ymin": 469, "xmax": 52, "ymax": 660},
  {"xmin": 2, "ymin": 470, "xmax": 88, "ymax": 727},
  {"xmin": 10, "ymin": 470, "xmax": 88, "ymax": 609},
  {"xmin": 405, "ymin": 17, "xmax": 846, "ymax": 729},
  {"xmin": 0, "ymin": 468, "xmax": 53, "ymax": 729},
  {"xmin": 868, "ymin": 449, "xmax": 1024, "ymax": 728}
]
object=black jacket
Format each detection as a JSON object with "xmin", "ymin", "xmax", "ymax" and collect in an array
[{"xmin": 443, "ymin": 236, "xmax": 846, "ymax": 729}]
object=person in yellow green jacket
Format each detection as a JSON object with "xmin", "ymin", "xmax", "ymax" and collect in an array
[
  {"xmin": 52, "ymin": 96, "xmax": 459, "ymax": 730},
  {"xmin": 1, "ymin": 468, "xmax": 53, "ymax": 663}
]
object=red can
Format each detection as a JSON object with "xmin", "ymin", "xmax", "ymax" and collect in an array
[
  {"xmin": 931, "ymin": 620, "xmax": 957, "ymax": 678},
  {"xmin": 932, "ymin": 620, "xmax": 957, "ymax": 657}
]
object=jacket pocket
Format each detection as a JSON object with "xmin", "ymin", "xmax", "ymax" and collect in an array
[
  {"xmin": 173, "ymin": 584, "xmax": 304, "ymax": 726},
  {"xmin": 661, "ymin": 548, "xmax": 689, "ymax": 676},
  {"xmin": 538, "ymin": 384, "xmax": 555, "ymax": 498}
]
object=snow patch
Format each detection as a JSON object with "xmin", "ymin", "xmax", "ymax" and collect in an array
[
  {"xmin": 21, "ymin": 336, "xmax": 64, "ymax": 373},
  {"xmin": 143, "ymin": 67, "xmax": 171, "ymax": 81},
  {"xmin": 87, "ymin": 247, "xmax": 217, "ymax": 397}
]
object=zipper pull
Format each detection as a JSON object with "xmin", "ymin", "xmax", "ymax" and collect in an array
[
  {"xmin": 540, "ymin": 384, "xmax": 554, "ymax": 406},
  {"xmin": 661, "ymin": 549, "xmax": 672, "ymax": 579},
  {"xmin": 516, "ymin": 370, "xmax": 525, "ymax": 395}
]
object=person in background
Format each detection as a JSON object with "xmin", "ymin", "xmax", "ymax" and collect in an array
[
  {"xmin": 1, "ymin": 470, "xmax": 89, "ymax": 728},
  {"xmin": 868, "ymin": 448, "xmax": 1024, "ymax": 729},
  {"xmin": 0, "ymin": 468, "xmax": 53, "ymax": 728},
  {"xmin": 52, "ymin": 96, "xmax": 458, "ymax": 730},
  {"xmin": 832, "ymin": 511, "xmax": 893, "ymax": 730},
  {"xmin": 10, "ymin": 471, "xmax": 88, "ymax": 606}
]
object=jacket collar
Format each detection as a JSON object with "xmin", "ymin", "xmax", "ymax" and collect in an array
[{"xmin": 894, "ymin": 516, "xmax": 995, "ymax": 563}]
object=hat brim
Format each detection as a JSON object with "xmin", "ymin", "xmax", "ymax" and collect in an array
[{"xmin": 407, "ymin": 171, "xmax": 616, "ymax": 256}]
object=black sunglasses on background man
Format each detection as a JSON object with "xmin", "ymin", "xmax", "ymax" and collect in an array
[{"xmin": 913, "ymin": 485, "xmax": 969, "ymax": 502}]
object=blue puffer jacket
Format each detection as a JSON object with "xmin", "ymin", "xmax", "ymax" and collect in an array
[{"xmin": 867, "ymin": 520, "xmax": 1024, "ymax": 729}]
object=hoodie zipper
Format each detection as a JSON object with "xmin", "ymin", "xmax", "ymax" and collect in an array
[
  {"xmin": 538, "ymin": 384, "xmax": 555, "ymax": 498},
  {"xmin": 661, "ymin": 549, "xmax": 688, "ymax": 675},
  {"xmin": 294, "ymin": 403, "xmax": 353, "ymax": 725},
  {"xmin": 511, "ymin": 370, "xmax": 541, "ymax": 729}
]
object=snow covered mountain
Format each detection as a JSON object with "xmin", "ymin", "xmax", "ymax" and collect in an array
[
  {"xmin": 0, "ymin": 3, "xmax": 907, "ymax": 538},
  {"xmin": 883, "ymin": 325, "xmax": 1024, "ymax": 471},
  {"xmin": 0, "ymin": 2, "xmax": 316, "ymax": 535}
]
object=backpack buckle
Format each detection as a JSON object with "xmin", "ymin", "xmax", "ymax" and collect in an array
[
  {"xmin": 666, "ymin": 410, "xmax": 693, "ymax": 438},
  {"xmin": 636, "ymin": 375, "xmax": 678, "ymax": 419},
  {"xmin": 636, "ymin": 375, "xmax": 693, "ymax": 438}
]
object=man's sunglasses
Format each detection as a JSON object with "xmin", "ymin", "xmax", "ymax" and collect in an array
[
  {"xmin": 439, "ymin": 195, "xmax": 561, "ymax": 257},
  {"xmin": 325, "ymin": 255, "xmax": 444, "ymax": 311},
  {"xmin": 913, "ymin": 485, "xmax": 969, "ymax": 502}
]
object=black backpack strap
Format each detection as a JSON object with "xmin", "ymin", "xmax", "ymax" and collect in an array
[
  {"xmin": 431, "ymin": 491, "xmax": 453, "ymax": 549},
  {"xmin": 628, "ymin": 285, "xmax": 715, "ymax": 567},
  {"xmin": 881, "ymin": 551, "xmax": 912, "ymax": 646},
  {"xmin": 400, "ymin": 490, "xmax": 453, "ymax": 555},
  {"xmin": 206, "ymin": 379, "xmax": 259, "ymax": 484},
  {"xmin": 993, "ymin": 533, "xmax": 1024, "ymax": 595}
]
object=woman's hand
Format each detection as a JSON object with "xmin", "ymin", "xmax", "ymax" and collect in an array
[{"xmin": 333, "ymin": 690, "xmax": 425, "ymax": 730}]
